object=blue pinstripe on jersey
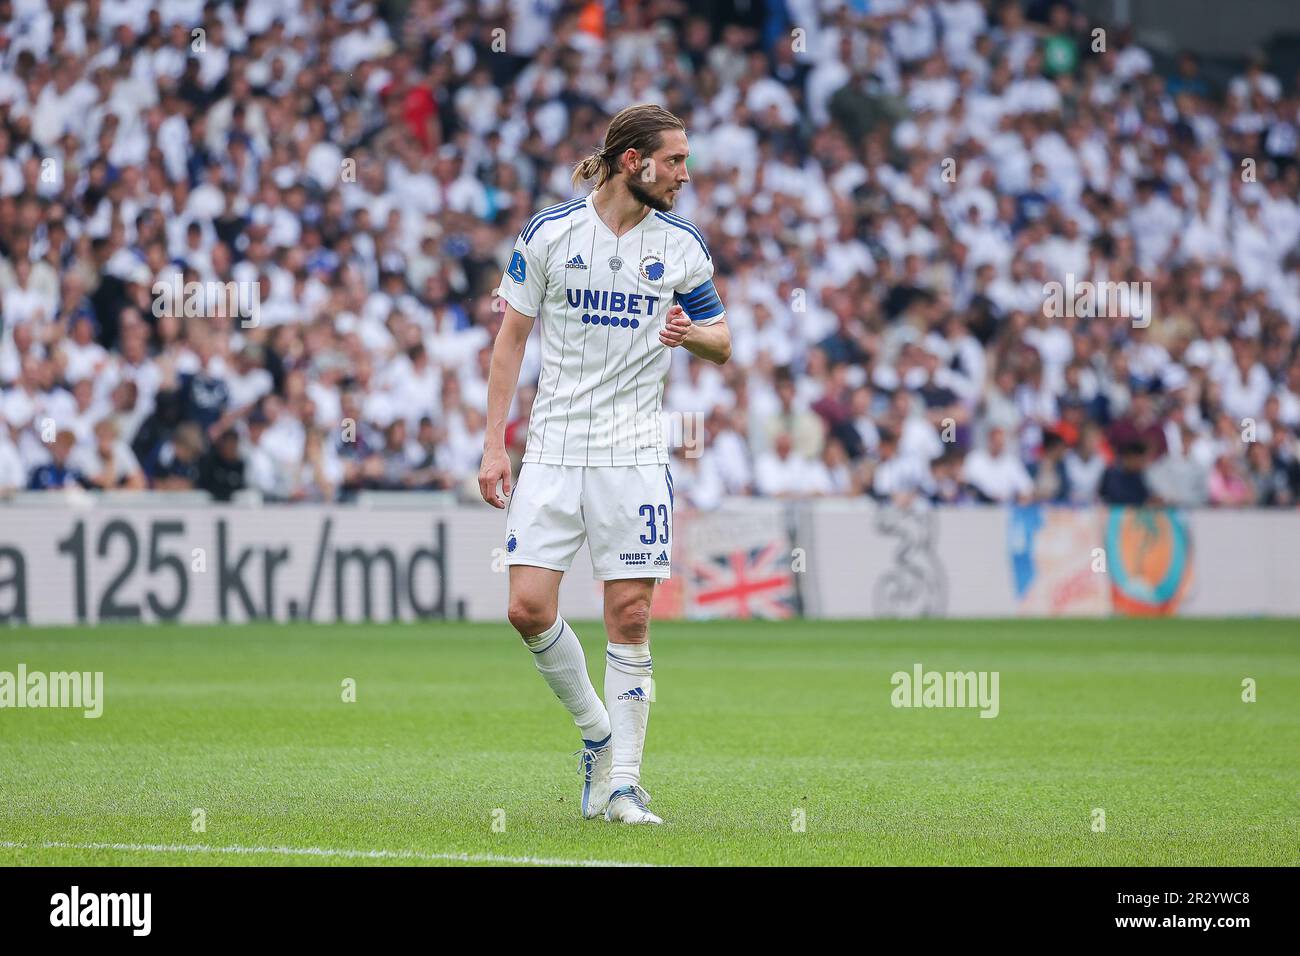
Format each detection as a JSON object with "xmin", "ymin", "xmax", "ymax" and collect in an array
[
  {"xmin": 653, "ymin": 210, "xmax": 711, "ymax": 259},
  {"xmin": 522, "ymin": 198, "xmax": 585, "ymax": 244}
]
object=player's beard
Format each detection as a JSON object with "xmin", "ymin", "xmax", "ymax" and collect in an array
[{"xmin": 626, "ymin": 176, "xmax": 676, "ymax": 212}]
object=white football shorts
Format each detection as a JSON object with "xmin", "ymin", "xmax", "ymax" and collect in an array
[{"xmin": 503, "ymin": 463, "xmax": 675, "ymax": 580}]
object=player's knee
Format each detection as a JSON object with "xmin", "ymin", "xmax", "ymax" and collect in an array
[
  {"xmin": 507, "ymin": 596, "xmax": 555, "ymax": 637},
  {"xmin": 609, "ymin": 596, "xmax": 651, "ymax": 642}
]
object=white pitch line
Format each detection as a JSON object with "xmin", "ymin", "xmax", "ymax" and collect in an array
[{"xmin": 0, "ymin": 840, "xmax": 654, "ymax": 868}]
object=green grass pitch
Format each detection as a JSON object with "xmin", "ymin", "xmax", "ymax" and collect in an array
[{"xmin": 0, "ymin": 619, "xmax": 1295, "ymax": 866}]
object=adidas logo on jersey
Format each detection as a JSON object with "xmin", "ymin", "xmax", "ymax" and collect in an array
[{"xmin": 565, "ymin": 254, "xmax": 588, "ymax": 270}]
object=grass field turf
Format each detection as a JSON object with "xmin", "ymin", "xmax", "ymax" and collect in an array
[{"xmin": 0, "ymin": 618, "xmax": 1295, "ymax": 867}]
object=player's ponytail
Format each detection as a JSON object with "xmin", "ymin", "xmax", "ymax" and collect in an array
[
  {"xmin": 571, "ymin": 104, "xmax": 686, "ymax": 189},
  {"xmin": 572, "ymin": 151, "xmax": 608, "ymax": 187}
]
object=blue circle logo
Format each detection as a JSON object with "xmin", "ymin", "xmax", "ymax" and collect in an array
[{"xmin": 506, "ymin": 534, "xmax": 517, "ymax": 554}]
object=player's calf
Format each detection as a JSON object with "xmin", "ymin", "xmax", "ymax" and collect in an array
[
  {"xmin": 604, "ymin": 639, "xmax": 653, "ymax": 792},
  {"xmin": 519, "ymin": 616, "xmax": 609, "ymax": 742},
  {"xmin": 509, "ymin": 567, "xmax": 607, "ymax": 737},
  {"xmin": 603, "ymin": 581, "xmax": 656, "ymax": 802}
]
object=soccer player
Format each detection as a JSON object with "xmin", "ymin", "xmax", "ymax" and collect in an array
[{"xmin": 479, "ymin": 104, "xmax": 730, "ymax": 825}]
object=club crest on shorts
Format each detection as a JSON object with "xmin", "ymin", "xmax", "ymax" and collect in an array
[
  {"xmin": 640, "ymin": 253, "xmax": 665, "ymax": 282},
  {"xmin": 506, "ymin": 530, "xmax": 518, "ymax": 554}
]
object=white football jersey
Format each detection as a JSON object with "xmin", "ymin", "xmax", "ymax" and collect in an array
[{"xmin": 496, "ymin": 193, "xmax": 725, "ymax": 466}]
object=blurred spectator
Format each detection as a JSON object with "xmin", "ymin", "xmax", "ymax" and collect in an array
[
  {"xmin": 27, "ymin": 430, "xmax": 83, "ymax": 490},
  {"xmin": 930, "ymin": 449, "xmax": 973, "ymax": 505},
  {"xmin": 1100, "ymin": 442, "xmax": 1154, "ymax": 506},
  {"xmin": 378, "ymin": 419, "xmax": 416, "ymax": 490},
  {"xmin": 1148, "ymin": 422, "xmax": 1210, "ymax": 506},
  {"xmin": 1064, "ymin": 421, "xmax": 1107, "ymax": 504},
  {"xmin": 406, "ymin": 416, "xmax": 454, "ymax": 491},
  {"xmin": 1029, "ymin": 431, "xmax": 1071, "ymax": 503},
  {"xmin": 0, "ymin": 425, "xmax": 23, "ymax": 495},
  {"xmin": 763, "ymin": 366, "xmax": 826, "ymax": 460},
  {"xmin": 671, "ymin": 444, "xmax": 726, "ymax": 511},
  {"xmin": 755, "ymin": 431, "xmax": 833, "ymax": 497},
  {"xmin": 198, "ymin": 428, "xmax": 246, "ymax": 502},
  {"xmin": 1245, "ymin": 441, "xmax": 1293, "ymax": 506},
  {"xmin": 289, "ymin": 427, "xmax": 342, "ymax": 502},
  {"xmin": 872, "ymin": 428, "xmax": 936, "ymax": 503},
  {"xmin": 1207, "ymin": 453, "xmax": 1253, "ymax": 506},
  {"xmin": 1107, "ymin": 390, "xmax": 1168, "ymax": 461},
  {"xmin": 72, "ymin": 419, "xmax": 146, "ymax": 490},
  {"xmin": 963, "ymin": 425, "xmax": 1033, "ymax": 503},
  {"xmin": 153, "ymin": 422, "xmax": 205, "ymax": 491},
  {"xmin": 821, "ymin": 437, "xmax": 859, "ymax": 495}
]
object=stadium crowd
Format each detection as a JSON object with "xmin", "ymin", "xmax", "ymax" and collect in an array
[{"xmin": 1, "ymin": 0, "xmax": 1299, "ymax": 509}]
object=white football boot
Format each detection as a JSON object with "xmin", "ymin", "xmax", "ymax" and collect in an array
[
  {"xmin": 577, "ymin": 734, "xmax": 613, "ymax": 819},
  {"xmin": 604, "ymin": 784, "xmax": 663, "ymax": 825}
]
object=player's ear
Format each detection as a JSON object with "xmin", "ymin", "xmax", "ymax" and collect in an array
[{"xmin": 621, "ymin": 148, "xmax": 640, "ymax": 178}]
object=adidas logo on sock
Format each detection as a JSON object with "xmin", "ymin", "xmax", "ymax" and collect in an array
[
  {"xmin": 617, "ymin": 687, "xmax": 648, "ymax": 702},
  {"xmin": 565, "ymin": 254, "xmax": 587, "ymax": 270}
]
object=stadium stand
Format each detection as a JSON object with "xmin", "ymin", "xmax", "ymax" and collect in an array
[{"xmin": 1, "ymin": 0, "xmax": 1298, "ymax": 508}]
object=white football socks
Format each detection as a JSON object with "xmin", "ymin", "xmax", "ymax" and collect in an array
[
  {"xmin": 605, "ymin": 641, "xmax": 654, "ymax": 791},
  {"xmin": 522, "ymin": 618, "xmax": 610, "ymax": 745}
]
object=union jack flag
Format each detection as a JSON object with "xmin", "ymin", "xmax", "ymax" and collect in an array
[{"xmin": 689, "ymin": 540, "xmax": 797, "ymax": 619}]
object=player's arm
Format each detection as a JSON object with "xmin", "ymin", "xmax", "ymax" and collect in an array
[
  {"xmin": 660, "ymin": 306, "xmax": 730, "ymax": 365},
  {"xmin": 662, "ymin": 243, "xmax": 730, "ymax": 365},
  {"xmin": 479, "ymin": 303, "xmax": 534, "ymax": 508},
  {"xmin": 480, "ymin": 237, "xmax": 546, "ymax": 508}
]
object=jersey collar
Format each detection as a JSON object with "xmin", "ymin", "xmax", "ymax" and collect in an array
[{"xmin": 588, "ymin": 191, "xmax": 654, "ymax": 244}]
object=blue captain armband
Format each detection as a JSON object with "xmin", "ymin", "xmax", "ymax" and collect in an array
[{"xmin": 675, "ymin": 279, "xmax": 724, "ymax": 323}]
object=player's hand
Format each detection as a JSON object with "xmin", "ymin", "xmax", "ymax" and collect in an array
[
  {"xmin": 659, "ymin": 304, "xmax": 691, "ymax": 348},
  {"xmin": 478, "ymin": 447, "xmax": 513, "ymax": 509}
]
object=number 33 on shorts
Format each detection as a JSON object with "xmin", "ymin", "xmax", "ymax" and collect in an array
[{"xmin": 503, "ymin": 463, "xmax": 675, "ymax": 581}]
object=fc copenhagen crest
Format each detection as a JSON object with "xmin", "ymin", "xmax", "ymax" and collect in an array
[{"xmin": 640, "ymin": 253, "xmax": 665, "ymax": 282}]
